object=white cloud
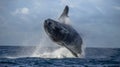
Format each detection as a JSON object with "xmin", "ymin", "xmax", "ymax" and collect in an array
[
  {"xmin": 11, "ymin": 7, "xmax": 31, "ymax": 22},
  {"xmin": 21, "ymin": 8, "xmax": 29, "ymax": 14},
  {"xmin": 12, "ymin": 7, "xmax": 29, "ymax": 15}
]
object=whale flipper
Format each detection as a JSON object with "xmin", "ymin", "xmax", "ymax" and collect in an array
[
  {"xmin": 59, "ymin": 5, "xmax": 69, "ymax": 18},
  {"xmin": 64, "ymin": 45, "xmax": 78, "ymax": 57},
  {"xmin": 58, "ymin": 5, "xmax": 70, "ymax": 24}
]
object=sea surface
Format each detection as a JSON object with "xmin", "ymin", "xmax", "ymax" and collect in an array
[{"xmin": 0, "ymin": 46, "xmax": 120, "ymax": 67}]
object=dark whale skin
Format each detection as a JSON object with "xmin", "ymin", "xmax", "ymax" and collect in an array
[{"xmin": 44, "ymin": 19, "xmax": 83, "ymax": 57}]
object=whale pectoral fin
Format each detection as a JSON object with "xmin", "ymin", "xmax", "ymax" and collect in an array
[
  {"xmin": 59, "ymin": 5, "xmax": 69, "ymax": 18},
  {"xmin": 64, "ymin": 45, "xmax": 78, "ymax": 57},
  {"xmin": 58, "ymin": 5, "xmax": 71, "ymax": 24},
  {"xmin": 69, "ymin": 49, "xmax": 78, "ymax": 57},
  {"xmin": 60, "ymin": 42, "xmax": 78, "ymax": 57}
]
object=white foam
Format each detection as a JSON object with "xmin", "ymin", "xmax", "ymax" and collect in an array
[
  {"xmin": 32, "ymin": 45, "xmax": 86, "ymax": 58},
  {"xmin": 31, "ymin": 34, "xmax": 86, "ymax": 58},
  {"xmin": 31, "ymin": 47, "xmax": 74, "ymax": 58}
]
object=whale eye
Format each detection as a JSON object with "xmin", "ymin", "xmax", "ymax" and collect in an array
[
  {"xmin": 46, "ymin": 21, "xmax": 52, "ymax": 26},
  {"xmin": 45, "ymin": 20, "xmax": 53, "ymax": 26},
  {"xmin": 48, "ymin": 22, "xmax": 52, "ymax": 26},
  {"xmin": 48, "ymin": 22, "xmax": 55, "ymax": 29}
]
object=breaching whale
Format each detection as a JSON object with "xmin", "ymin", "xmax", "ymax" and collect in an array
[{"xmin": 44, "ymin": 6, "xmax": 83, "ymax": 57}]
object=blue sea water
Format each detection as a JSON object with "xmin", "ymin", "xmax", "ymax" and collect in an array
[{"xmin": 0, "ymin": 46, "xmax": 120, "ymax": 67}]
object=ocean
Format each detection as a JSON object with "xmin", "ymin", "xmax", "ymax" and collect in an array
[{"xmin": 0, "ymin": 46, "xmax": 120, "ymax": 67}]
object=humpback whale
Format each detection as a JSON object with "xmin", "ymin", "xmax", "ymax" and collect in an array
[{"xmin": 44, "ymin": 6, "xmax": 83, "ymax": 57}]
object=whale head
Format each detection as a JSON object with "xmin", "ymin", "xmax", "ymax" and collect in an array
[{"xmin": 44, "ymin": 18, "xmax": 69, "ymax": 42}]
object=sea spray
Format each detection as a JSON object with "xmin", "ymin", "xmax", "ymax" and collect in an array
[
  {"xmin": 37, "ymin": 47, "xmax": 74, "ymax": 58},
  {"xmin": 31, "ymin": 22, "xmax": 85, "ymax": 58},
  {"xmin": 31, "ymin": 30, "xmax": 74, "ymax": 58}
]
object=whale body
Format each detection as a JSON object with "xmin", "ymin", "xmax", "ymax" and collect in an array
[{"xmin": 44, "ymin": 6, "xmax": 83, "ymax": 57}]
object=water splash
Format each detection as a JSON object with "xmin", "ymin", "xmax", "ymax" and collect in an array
[
  {"xmin": 34, "ymin": 47, "xmax": 74, "ymax": 58},
  {"xmin": 31, "ymin": 26, "xmax": 85, "ymax": 58},
  {"xmin": 32, "ymin": 44, "xmax": 85, "ymax": 58},
  {"xmin": 31, "ymin": 31, "xmax": 75, "ymax": 58}
]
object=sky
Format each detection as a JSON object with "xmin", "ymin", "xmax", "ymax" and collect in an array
[{"xmin": 0, "ymin": 0, "xmax": 120, "ymax": 48}]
